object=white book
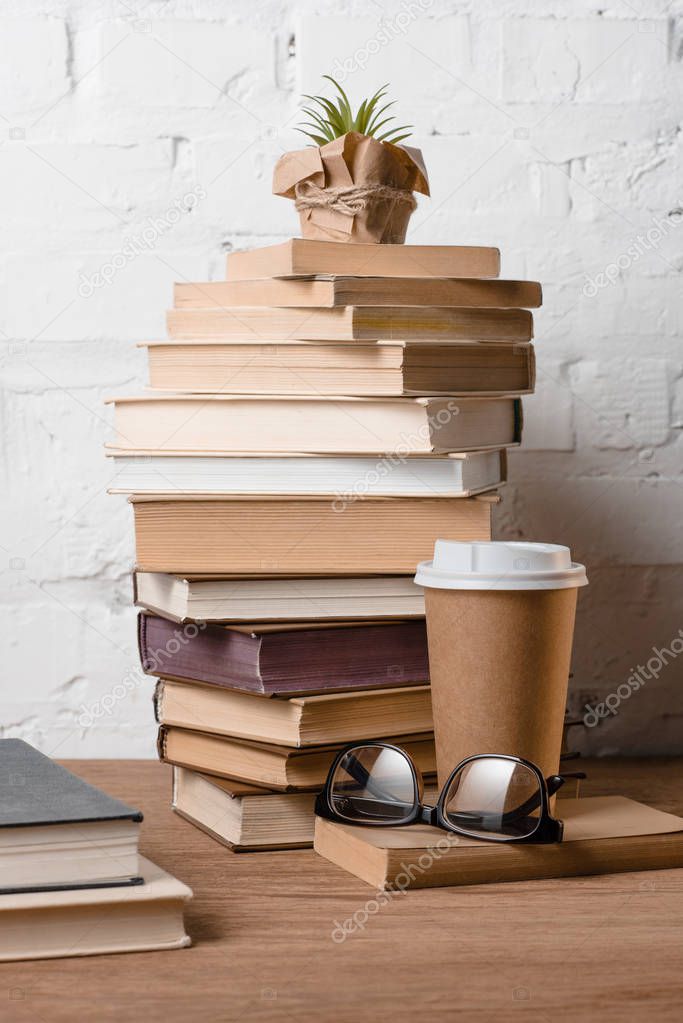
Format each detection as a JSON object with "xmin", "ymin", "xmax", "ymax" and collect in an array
[
  {"xmin": 134, "ymin": 573, "xmax": 425, "ymax": 623},
  {"xmin": 108, "ymin": 450, "xmax": 505, "ymax": 497},
  {"xmin": 0, "ymin": 857, "xmax": 192, "ymax": 962}
]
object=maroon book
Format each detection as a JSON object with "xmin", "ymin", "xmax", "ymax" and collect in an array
[{"xmin": 138, "ymin": 613, "xmax": 429, "ymax": 696}]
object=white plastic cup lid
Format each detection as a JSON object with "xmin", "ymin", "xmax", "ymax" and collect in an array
[{"xmin": 414, "ymin": 540, "xmax": 588, "ymax": 591}]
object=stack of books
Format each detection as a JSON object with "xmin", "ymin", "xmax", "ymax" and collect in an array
[
  {"xmin": 107, "ymin": 238, "xmax": 541, "ymax": 851},
  {"xmin": 0, "ymin": 740, "xmax": 191, "ymax": 961}
]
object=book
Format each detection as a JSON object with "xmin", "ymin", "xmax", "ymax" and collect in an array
[
  {"xmin": 108, "ymin": 395, "xmax": 522, "ymax": 455},
  {"xmin": 226, "ymin": 239, "xmax": 501, "ymax": 280},
  {"xmin": 134, "ymin": 573, "xmax": 426, "ymax": 623},
  {"xmin": 0, "ymin": 857, "xmax": 191, "ymax": 962},
  {"xmin": 140, "ymin": 614, "xmax": 429, "ymax": 696},
  {"xmin": 130, "ymin": 495, "xmax": 494, "ymax": 575},
  {"xmin": 172, "ymin": 767, "xmax": 316, "ymax": 850},
  {"xmin": 109, "ymin": 450, "xmax": 506, "ymax": 497},
  {"xmin": 0, "ymin": 739, "xmax": 142, "ymax": 894},
  {"xmin": 155, "ymin": 679, "xmax": 433, "ymax": 746},
  {"xmin": 158, "ymin": 727, "xmax": 436, "ymax": 790},
  {"xmin": 174, "ymin": 277, "xmax": 542, "ymax": 310},
  {"xmin": 142, "ymin": 340, "xmax": 535, "ymax": 396},
  {"xmin": 166, "ymin": 306, "xmax": 533, "ymax": 342},
  {"xmin": 314, "ymin": 796, "xmax": 683, "ymax": 890}
]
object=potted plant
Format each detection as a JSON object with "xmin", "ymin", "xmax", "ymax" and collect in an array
[{"xmin": 273, "ymin": 77, "xmax": 429, "ymax": 244}]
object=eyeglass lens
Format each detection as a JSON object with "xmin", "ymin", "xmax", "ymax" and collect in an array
[
  {"xmin": 442, "ymin": 757, "xmax": 543, "ymax": 839},
  {"xmin": 329, "ymin": 745, "xmax": 418, "ymax": 823}
]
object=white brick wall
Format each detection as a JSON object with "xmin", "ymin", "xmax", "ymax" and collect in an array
[{"xmin": 1, "ymin": 1, "xmax": 682, "ymax": 757}]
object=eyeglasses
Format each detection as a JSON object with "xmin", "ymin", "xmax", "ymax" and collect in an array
[{"xmin": 315, "ymin": 743, "xmax": 586, "ymax": 844}]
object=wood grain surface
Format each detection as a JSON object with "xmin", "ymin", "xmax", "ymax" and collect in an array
[{"xmin": 2, "ymin": 757, "xmax": 682, "ymax": 1022}]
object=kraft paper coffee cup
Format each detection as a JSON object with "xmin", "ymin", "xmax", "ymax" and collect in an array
[{"xmin": 415, "ymin": 541, "xmax": 588, "ymax": 789}]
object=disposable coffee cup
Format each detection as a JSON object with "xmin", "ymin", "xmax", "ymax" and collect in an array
[{"xmin": 415, "ymin": 541, "xmax": 588, "ymax": 789}]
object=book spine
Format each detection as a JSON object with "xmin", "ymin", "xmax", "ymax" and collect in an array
[{"xmin": 157, "ymin": 726, "xmax": 169, "ymax": 760}]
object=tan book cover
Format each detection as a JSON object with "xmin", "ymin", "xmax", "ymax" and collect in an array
[
  {"xmin": 155, "ymin": 678, "xmax": 433, "ymax": 747},
  {"xmin": 174, "ymin": 277, "xmax": 542, "ymax": 310},
  {"xmin": 171, "ymin": 767, "xmax": 316, "ymax": 850},
  {"xmin": 107, "ymin": 395, "xmax": 522, "ymax": 455},
  {"xmin": 159, "ymin": 726, "xmax": 436, "ymax": 791},
  {"xmin": 166, "ymin": 305, "xmax": 533, "ymax": 342},
  {"xmin": 142, "ymin": 340, "xmax": 535, "ymax": 396},
  {"xmin": 314, "ymin": 797, "xmax": 683, "ymax": 889},
  {"xmin": 226, "ymin": 239, "xmax": 501, "ymax": 280},
  {"xmin": 130, "ymin": 494, "xmax": 495, "ymax": 574}
]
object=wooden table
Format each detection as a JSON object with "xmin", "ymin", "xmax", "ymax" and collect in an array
[{"xmin": 2, "ymin": 758, "xmax": 683, "ymax": 1022}]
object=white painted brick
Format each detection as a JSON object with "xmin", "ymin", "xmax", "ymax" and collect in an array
[
  {"xmin": 297, "ymin": 13, "xmax": 472, "ymax": 122},
  {"xmin": 571, "ymin": 359, "xmax": 671, "ymax": 450},
  {"xmin": 0, "ymin": 141, "xmax": 176, "ymax": 247},
  {"xmin": 0, "ymin": 249, "xmax": 207, "ymax": 341},
  {"xmin": 0, "ymin": 17, "xmax": 69, "ymax": 117},
  {"xmin": 97, "ymin": 19, "xmax": 276, "ymax": 113},
  {"xmin": 496, "ymin": 477, "xmax": 683, "ymax": 565},
  {"xmin": 519, "ymin": 362, "xmax": 575, "ymax": 450},
  {"xmin": 501, "ymin": 18, "xmax": 670, "ymax": 104}
]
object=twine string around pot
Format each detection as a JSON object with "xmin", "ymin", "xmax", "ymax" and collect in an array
[{"xmin": 294, "ymin": 180, "xmax": 417, "ymax": 217}]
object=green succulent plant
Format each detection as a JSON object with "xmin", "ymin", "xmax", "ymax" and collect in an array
[{"xmin": 297, "ymin": 76, "xmax": 412, "ymax": 147}]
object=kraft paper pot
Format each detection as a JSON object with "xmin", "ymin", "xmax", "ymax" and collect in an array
[
  {"xmin": 273, "ymin": 131, "xmax": 429, "ymax": 244},
  {"xmin": 414, "ymin": 541, "xmax": 588, "ymax": 789}
]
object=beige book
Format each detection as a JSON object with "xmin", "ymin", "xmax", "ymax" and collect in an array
[
  {"xmin": 133, "ymin": 573, "xmax": 426, "ymax": 623},
  {"xmin": 142, "ymin": 340, "xmax": 535, "ymax": 396},
  {"xmin": 172, "ymin": 767, "xmax": 317, "ymax": 850},
  {"xmin": 107, "ymin": 395, "xmax": 521, "ymax": 455},
  {"xmin": 166, "ymin": 306, "xmax": 533, "ymax": 342},
  {"xmin": 226, "ymin": 239, "xmax": 501, "ymax": 280},
  {"xmin": 314, "ymin": 797, "xmax": 683, "ymax": 890},
  {"xmin": 0, "ymin": 858, "xmax": 192, "ymax": 962},
  {"xmin": 130, "ymin": 494, "xmax": 494, "ymax": 575},
  {"xmin": 174, "ymin": 277, "xmax": 542, "ymax": 310},
  {"xmin": 159, "ymin": 726, "xmax": 435, "ymax": 791},
  {"xmin": 155, "ymin": 678, "xmax": 433, "ymax": 747}
]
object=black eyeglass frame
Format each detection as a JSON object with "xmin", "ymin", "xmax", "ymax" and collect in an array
[{"xmin": 315, "ymin": 742, "xmax": 584, "ymax": 844}]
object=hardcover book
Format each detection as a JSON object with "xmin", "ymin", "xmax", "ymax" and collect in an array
[
  {"xmin": 140, "ymin": 613, "xmax": 429, "ymax": 696},
  {"xmin": 134, "ymin": 573, "xmax": 426, "ymax": 623},
  {"xmin": 314, "ymin": 797, "xmax": 683, "ymax": 890},
  {"xmin": 108, "ymin": 395, "xmax": 522, "ymax": 455},
  {"xmin": 110, "ymin": 450, "xmax": 507, "ymax": 497},
  {"xmin": 174, "ymin": 277, "xmax": 542, "ymax": 310},
  {"xmin": 226, "ymin": 239, "xmax": 501, "ymax": 280},
  {"xmin": 0, "ymin": 857, "xmax": 192, "ymax": 962},
  {"xmin": 0, "ymin": 739, "xmax": 142, "ymax": 894},
  {"xmin": 158, "ymin": 727, "xmax": 436, "ymax": 791},
  {"xmin": 172, "ymin": 767, "xmax": 317, "ymax": 850},
  {"xmin": 155, "ymin": 678, "xmax": 433, "ymax": 746},
  {"xmin": 142, "ymin": 340, "xmax": 535, "ymax": 397},
  {"xmin": 166, "ymin": 305, "xmax": 533, "ymax": 343},
  {"xmin": 130, "ymin": 494, "xmax": 494, "ymax": 575}
]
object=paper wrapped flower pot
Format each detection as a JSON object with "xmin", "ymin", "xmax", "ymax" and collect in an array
[{"xmin": 273, "ymin": 131, "xmax": 429, "ymax": 244}]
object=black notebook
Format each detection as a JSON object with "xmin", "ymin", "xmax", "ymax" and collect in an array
[{"xmin": 0, "ymin": 739, "xmax": 143, "ymax": 895}]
